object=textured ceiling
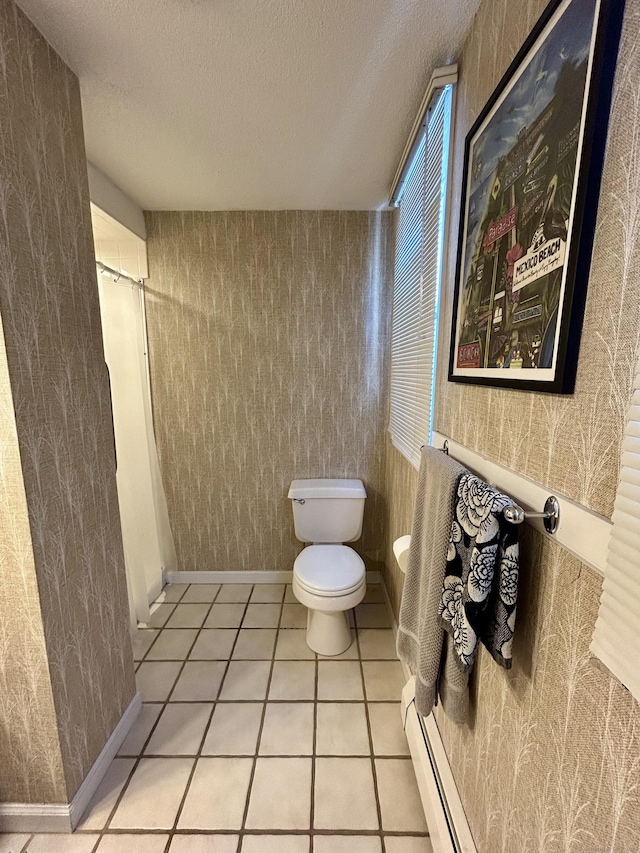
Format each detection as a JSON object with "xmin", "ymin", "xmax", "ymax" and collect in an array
[{"xmin": 18, "ymin": 0, "xmax": 480, "ymax": 210}]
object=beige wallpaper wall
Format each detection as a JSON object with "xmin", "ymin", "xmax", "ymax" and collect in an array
[
  {"xmin": 382, "ymin": 0, "xmax": 640, "ymax": 849},
  {"xmin": 0, "ymin": 0, "xmax": 135, "ymax": 802},
  {"xmin": 0, "ymin": 316, "xmax": 67, "ymax": 803},
  {"xmin": 145, "ymin": 210, "xmax": 393, "ymax": 575}
]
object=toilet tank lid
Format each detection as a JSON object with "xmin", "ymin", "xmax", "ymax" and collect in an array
[{"xmin": 288, "ymin": 479, "xmax": 366, "ymax": 499}]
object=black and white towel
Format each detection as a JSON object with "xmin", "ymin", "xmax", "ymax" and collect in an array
[{"xmin": 438, "ymin": 473, "xmax": 520, "ymax": 672}]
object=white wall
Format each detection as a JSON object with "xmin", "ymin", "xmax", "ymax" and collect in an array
[{"xmin": 87, "ymin": 161, "xmax": 146, "ymax": 240}]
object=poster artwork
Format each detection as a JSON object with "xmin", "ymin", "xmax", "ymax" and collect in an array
[{"xmin": 454, "ymin": 0, "xmax": 597, "ymax": 372}]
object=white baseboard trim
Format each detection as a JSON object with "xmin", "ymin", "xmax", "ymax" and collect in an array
[
  {"xmin": 165, "ymin": 570, "xmax": 293, "ymax": 584},
  {"xmin": 0, "ymin": 692, "xmax": 142, "ymax": 834},
  {"xmin": 0, "ymin": 802, "xmax": 72, "ymax": 834},
  {"xmin": 381, "ymin": 572, "xmax": 475, "ymax": 851},
  {"xmin": 401, "ymin": 680, "xmax": 476, "ymax": 853},
  {"xmin": 166, "ymin": 570, "xmax": 382, "ymax": 585},
  {"xmin": 69, "ymin": 691, "xmax": 142, "ymax": 829}
]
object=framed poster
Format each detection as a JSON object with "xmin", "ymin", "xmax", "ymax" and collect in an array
[{"xmin": 448, "ymin": 0, "xmax": 625, "ymax": 393}]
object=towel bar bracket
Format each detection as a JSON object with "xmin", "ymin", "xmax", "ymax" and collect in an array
[{"xmin": 503, "ymin": 495, "xmax": 560, "ymax": 534}]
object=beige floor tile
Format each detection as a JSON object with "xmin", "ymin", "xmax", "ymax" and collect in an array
[
  {"xmin": 384, "ymin": 838, "xmax": 433, "ymax": 853},
  {"xmin": 363, "ymin": 584, "xmax": 385, "ymax": 603},
  {"xmin": 205, "ymin": 603, "xmax": 246, "ymax": 628},
  {"xmin": 219, "ymin": 660, "xmax": 271, "ymax": 700},
  {"xmin": 146, "ymin": 628, "xmax": 198, "ymax": 660},
  {"xmin": 25, "ymin": 836, "xmax": 99, "ymax": 853},
  {"xmin": 96, "ymin": 834, "xmax": 169, "ymax": 852},
  {"xmin": 0, "ymin": 832, "xmax": 30, "ymax": 853},
  {"xmin": 147, "ymin": 603, "xmax": 176, "ymax": 628},
  {"xmin": 355, "ymin": 603, "xmax": 392, "ymax": 628},
  {"xmin": 181, "ymin": 584, "xmax": 221, "ymax": 603},
  {"xmin": 369, "ymin": 703, "xmax": 410, "ymax": 756},
  {"xmin": 259, "ymin": 703, "xmax": 314, "ymax": 755},
  {"xmin": 358, "ymin": 629, "xmax": 398, "ymax": 660},
  {"xmin": 169, "ymin": 837, "xmax": 239, "ymax": 853},
  {"xmin": 202, "ymin": 703, "xmax": 263, "ymax": 755},
  {"xmin": 317, "ymin": 631, "xmax": 358, "ymax": 660},
  {"xmin": 362, "ymin": 661, "xmax": 406, "ymax": 701},
  {"xmin": 375, "ymin": 759, "xmax": 428, "ymax": 832},
  {"xmin": 269, "ymin": 661, "xmax": 315, "ymax": 700},
  {"xmin": 161, "ymin": 584, "xmax": 189, "ymax": 603},
  {"xmin": 77, "ymin": 757, "xmax": 135, "ymax": 829},
  {"xmin": 242, "ymin": 603, "xmax": 281, "ymax": 628},
  {"xmin": 232, "ymin": 628, "xmax": 277, "ymax": 659},
  {"xmin": 189, "ymin": 629, "xmax": 237, "ymax": 660},
  {"xmin": 0, "ymin": 835, "xmax": 29, "ymax": 853},
  {"xmin": 314, "ymin": 758, "xmax": 378, "ymax": 830},
  {"xmin": 118, "ymin": 704, "xmax": 162, "ymax": 756},
  {"xmin": 145, "ymin": 703, "xmax": 213, "ymax": 755},
  {"xmin": 317, "ymin": 661, "xmax": 364, "ymax": 700},
  {"xmin": 216, "ymin": 584, "xmax": 253, "ymax": 603},
  {"xmin": 250, "ymin": 584, "xmax": 285, "ymax": 603},
  {"xmin": 275, "ymin": 629, "xmax": 316, "ymax": 660},
  {"xmin": 178, "ymin": 757, "xmax": 253, "ymax": 830},
  {"xmin": 171, "ymin": 661, "xmax": 227, "ymax": 701},
  {"xmin": 281, "ymin": 603, "xmax": 307, "ymax": 628},
  {"xmin": 316, "ymin": 703, "xmax": 370, "ymax": 755},
  {"xmin": 285, "ymin": 585, "xmax": 297, "ymax": 602},
  {"xmin": 166, "ymin": 603, "xmax": 211, "ymax": 629},
  {"xmin": 313, "ymin": 837, "xmax": 382, "ymax": 853},
  {"xmin": 132, "ymin": 629, "xmax": 159, "ymax": 660},
  {"xmin": 245, "ymin": 757, "xmax": 312, "ymax": 829},
  {"xmin": 111, "ymin": 757, "xmax": 193, "ymax": 829},
  {"xmin": 242, "ymin": 836, "xmax": 310, "ymax": 852},
  {"xmin": 135, "ymin": 661, "xmax": 182, "ymax": 701}
]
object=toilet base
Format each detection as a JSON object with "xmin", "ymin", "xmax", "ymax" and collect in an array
[{"xmin": 306, "ymin": 608, "xmax": 352, "ymax": 656}]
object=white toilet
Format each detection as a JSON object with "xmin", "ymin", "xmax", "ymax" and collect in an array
[{"xmin": 288, "ymin": 478, "xmax": 367, "ymax": 656}]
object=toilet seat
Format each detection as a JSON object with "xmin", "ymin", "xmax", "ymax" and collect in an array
[{"xmin": 293, "ymin": 545, "xmax": 365, "ymax": 597}]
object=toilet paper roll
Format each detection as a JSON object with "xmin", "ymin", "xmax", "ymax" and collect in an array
[{"xmin": 392, "ymin": 535, "xmax": 411, "ymax": 574}]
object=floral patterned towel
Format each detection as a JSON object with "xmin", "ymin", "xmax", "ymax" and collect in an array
[{"xmin": 438, "ymin": 473, "xmax": 520, "ymax": 672}]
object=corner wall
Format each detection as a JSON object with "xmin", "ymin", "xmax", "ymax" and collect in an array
[
  {"xmin": 382, "ymin": 0, "xmax": 640, "ymax": 848},
  {"xmin": 0, "ymin": 0, "xmax": 135, "ymax": 802},
  {"xmin": 144, "ymin": 210, "xmax": 393, "ymax": 575}
]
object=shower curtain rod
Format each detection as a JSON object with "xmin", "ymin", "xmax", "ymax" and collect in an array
[{"xmin": 96, "ymin": 260, "xmax": 142, "ymax": 286}]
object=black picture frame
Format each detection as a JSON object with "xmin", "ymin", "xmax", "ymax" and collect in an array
[{"xmin": 448, "ymin": 0, "xmax": 625, "ymax": 394}]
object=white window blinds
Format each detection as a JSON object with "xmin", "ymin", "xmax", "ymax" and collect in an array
[
  {"xmin": 590, "ymin": 353, "xmax": 640, "ymax": 702},
  {"xmin": 389, "ymin": 84, "xmax": 453, "ymax": 468}
]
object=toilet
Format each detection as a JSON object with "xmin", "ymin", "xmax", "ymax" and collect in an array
[{"xmin": 288, "ymin": 478, "xmax": 367, "ymax": 656}]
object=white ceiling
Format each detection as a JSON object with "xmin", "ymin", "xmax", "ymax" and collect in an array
[{"xmin": 18, "ymin": 0, "xmax": 479, "ymax": 210}]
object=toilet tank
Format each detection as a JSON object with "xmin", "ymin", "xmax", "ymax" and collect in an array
[{"xmin": 288, "ymin": 479, "xmax": 366, "ymax": 544}]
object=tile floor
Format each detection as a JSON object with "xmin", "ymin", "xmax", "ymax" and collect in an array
[{"xmin": 4, "ymin": 583, "xmax": 432, "ymax": 853}]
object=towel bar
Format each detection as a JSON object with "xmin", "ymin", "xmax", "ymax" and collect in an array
[{"xmin": 426, "ymin": 441, "xmax": 561, "ymax": 534}]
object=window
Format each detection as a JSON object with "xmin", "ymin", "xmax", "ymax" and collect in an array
[
  {"xmin": 590, "ymin": 351, "xmax": 640, "ymax": 702},
  {"xmin": 389, "ymin": 73, "xmax": 454, "ymax": 468}
]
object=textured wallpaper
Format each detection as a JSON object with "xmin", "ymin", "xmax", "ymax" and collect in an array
[
  {"xmin": 0, "ymin": 0, "xmax": 135, "ymax": 802},
  {"xmin": 0, "ymin": 317, "xmax": 66, "ymax": 803},
  {"xmin": 382, "ymin": 0, "xmax": 640, "ymax": 849},
  {"xmin": 145, "ymin": 210, "xmax": 393, "ymax": 575}
]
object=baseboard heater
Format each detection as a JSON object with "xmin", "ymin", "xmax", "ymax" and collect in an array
[{"xmin": 401, "ymin": 677, "xmax": 477, "ymax": 853}]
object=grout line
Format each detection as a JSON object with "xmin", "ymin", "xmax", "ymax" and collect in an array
[
  {"xmin": 170, "ymin": 585, "xmax": 254, "ymax": 839},
  {"xmin": 93, "ymin": 583, "xmax": 224, "ymax": 847},
  {"xmin": 239, "ymin": 585, "xmax": 285, "ymax": 834},
  {"xmin": 355, "ymin": 608, "xmax": 386, "ymax": 851},
  {"xmin": 310, "ymin": 633, "xmax": 318, "ymax": 837}
]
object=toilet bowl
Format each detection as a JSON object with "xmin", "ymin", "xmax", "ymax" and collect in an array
[
  {"xmin": 288, "ymin": 478, "xmax": 367, "ymax": 656},
  {"xmin": 292, "ymin": 545, "xmax": 366, "ymax": 656}
]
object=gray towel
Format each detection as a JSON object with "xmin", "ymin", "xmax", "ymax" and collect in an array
[{"xmin": 397, "ymin": 446, "xmax": 469, "ymax": 720}]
